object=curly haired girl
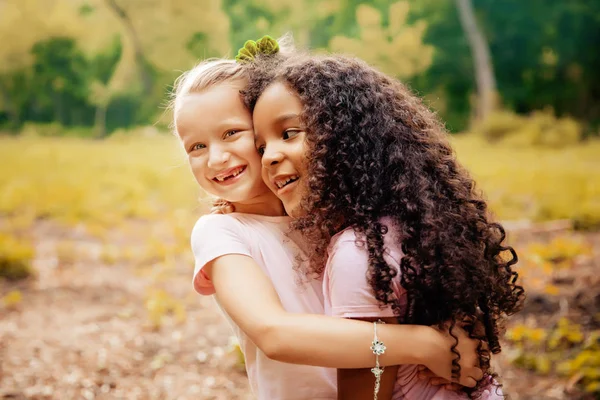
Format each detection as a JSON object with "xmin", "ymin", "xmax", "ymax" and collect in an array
[{"xmin": 245, "ymin": 52, "xmax": 525, "ymax": 399}]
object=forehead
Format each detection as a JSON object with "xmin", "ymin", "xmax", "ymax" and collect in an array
[
  {"xmin": 254, "ymin": 82, "xmax": 302, "ymax": 116},
  {"xmin": 175, "ymin": 83, "xmax": 249, "ymax": 124}
]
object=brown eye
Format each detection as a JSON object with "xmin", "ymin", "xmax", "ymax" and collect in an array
[{"xmin": 283, "ymin": 129, "xmax": 299, "ymax": 140}]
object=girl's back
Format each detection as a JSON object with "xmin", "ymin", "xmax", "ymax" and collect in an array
[{"xmin": 323, "ymin": 217, "xmax": 501, "ymax": 399}]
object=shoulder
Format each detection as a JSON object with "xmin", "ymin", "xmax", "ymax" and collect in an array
[
  {"xmin": 327, "ymin": 227, "xmax": 368, "ymax": 274},
  {"xmin": 328, "ymin": 227, "xmax": 360, "ymax": 253},
  {"xmin": 192, "ymin": 213, "xmax": 245, "ymax": 235},
  {"xmin": 327, "ymin": 219, "xmax": 404, "ymax": 265},
  {"xmin": 191, "ymin": 214, "xmax": 249, "ymax": 248}
]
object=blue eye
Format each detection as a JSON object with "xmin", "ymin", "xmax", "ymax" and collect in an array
[{"xmin": 190, "ymin": 143, "xmax": 206, "ymax": 152}]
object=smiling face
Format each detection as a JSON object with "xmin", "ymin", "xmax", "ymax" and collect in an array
[
  {"xmin": 253, "ymin": 81, "xmax": 309, "ymax": 216},
  {"xmin": 175, "ymin": 81, "xmax": 272, "ymax": 203}
]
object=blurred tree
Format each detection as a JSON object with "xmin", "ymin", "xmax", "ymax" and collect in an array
[
  {"xmin": 329, "ymin": 1, "xmax": 433, "ymax": 79},
  {"xmin": 100, "ymin": 0, "xmax": 230, "ymax": 72},
  {"xmin": 29, "ymin": 37, "xmax": 94, "ymax": 126},
  {"xmin": 224, "ymin": 0, "xmax": 341, "ymax": 51},
  {"xmin": 476, "ymin": 0, "xmax": 600, "ymax": 127},
  {"xmin": 407, "ymin": 0, "xmax": 476, "ymax": 131},
  {"xmin": 455, "ymin": 0, "xmax": 496, "ymax": 122},
  {"xmin": 104, "ymin": 0, "xmax": 153, "ymax": 95},
  {"xmin": 88, "ymin": 36, "xmax": 122, "ymax": 137},
  {"xmin": 409, "ymin": 0, "xmax": 600, "ymax": 131},
  {"xmin": 1, "ymin": 0, "xmax": 598, "ymax": 134}
]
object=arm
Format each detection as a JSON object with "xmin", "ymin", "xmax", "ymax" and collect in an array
[
  {"xmin": 206, "ymin": 254, "xmax": 482, "ymax": 386},
  {"xmin": 337, "ymin": 317, "xmax": 399, "ymax": 400}
]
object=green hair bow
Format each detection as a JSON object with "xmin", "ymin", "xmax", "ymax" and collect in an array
[{"xmin": 235, "ymin": 35, "xmax": 280, "ymax": 64}]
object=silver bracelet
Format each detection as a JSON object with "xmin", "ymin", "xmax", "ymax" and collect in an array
[{"xmin": 370, "ymin": 320, "xmax": 386, "ymax": 400}]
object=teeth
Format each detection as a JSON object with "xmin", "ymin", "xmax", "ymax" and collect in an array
[
  {"xmin": 275, "ymin": 175, "xmax": 299, "ymax": 189},
  {"xmin": 214, "ymin": 167, "xmax": 244, "ymax": 182}
]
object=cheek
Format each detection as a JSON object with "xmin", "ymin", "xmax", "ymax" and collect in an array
[
  {"xmin": 189, "ymin": 156, "xmax": 206, "ymax": 175},
  {"xmin": 260, "ymin": 166, "xmax": 271, "ymax": 187},
  {"xmin": 236, "ymin": 137, "xmax": 262, "ymax": 164},
  {"xmin": 295, "ymin": 143, "xmax": 310, "ymax": 173}
]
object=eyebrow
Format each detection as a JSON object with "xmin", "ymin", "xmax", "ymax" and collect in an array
[
  {"xmin": 272, "ymin": 113, "xmax": 300, "ymax": 125},
  {"xmin": 254, "ymin": 113, "xmax": 300, "ymax": 139},
  {"xmin": 216, "ymin": 117, "xmax": 251, "ymax": 131}
]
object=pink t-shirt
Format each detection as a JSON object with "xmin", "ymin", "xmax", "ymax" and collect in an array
[
  {"xmin": 323, "ymin": 218, "xmax": 503, "ymax": 400},
  {"xmin": 191, "ymin": 213, "xmax": 336, "ymax": 400}
]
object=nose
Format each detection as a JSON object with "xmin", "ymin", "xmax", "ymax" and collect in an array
[
  {"xmin": 261, "ymin": 145, "xmax": 284, "ymax": 168},
  {"xmin": 207, "ymin": 146, "xmax": 230, "ymax": 168}
]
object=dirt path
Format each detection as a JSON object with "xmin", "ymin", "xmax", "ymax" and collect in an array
[
  {"xmin": 1, "ymin": 220, "xmax": 252, "ymax": 400},
  {"xmin": 1, "ymin": 220, "xmax": 598, "ymax": 399}
]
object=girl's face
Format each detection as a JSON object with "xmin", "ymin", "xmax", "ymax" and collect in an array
[
  {"xmin": 175, "ymin": 81, "xmax": 271, "ymax": 203},
  {"xmin": 253, "ymin": 81, "xmax": 309, "ymax": 216}
]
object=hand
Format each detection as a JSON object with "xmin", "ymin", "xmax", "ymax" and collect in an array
[
  {"xmin": 417, "ymin": 366, "xmax": 463, "ymax": 391},
  {"xmin": 422, "ymin": 323, "xmax": 484, "ymax": 388},
  {"xmin": 211, "ymin": 199, "xmax": 235, "ymax": 214}
]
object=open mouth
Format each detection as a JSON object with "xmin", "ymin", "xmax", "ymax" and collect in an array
[
  {"xmin": 274, "ymin": 175, "xmax": 299, "ymax": 190},
  {"xmin": 212, "ymin": 166, "xmax": 246, "ymax": 183}
]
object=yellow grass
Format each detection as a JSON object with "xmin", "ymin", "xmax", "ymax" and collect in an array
[
  {"xmin": 0, "ymin": 134, "xmax": 203, "ymax": 227},
  {"xmin": 451, "ymin": 135, "xmax": 600, "ymax": 228},
  {"xmin": 0, "ymin": 133, "xmax": 598, "ymax": 228}
]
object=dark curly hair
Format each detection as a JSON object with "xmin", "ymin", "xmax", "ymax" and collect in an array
[{"xmin": 244, "ymin": 54, "xmax": 525, "ymax": 396}]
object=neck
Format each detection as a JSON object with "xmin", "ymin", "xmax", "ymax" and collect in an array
[{"xmin": 232, "ymin": 191, "xmax": 285, "ymax": 216}]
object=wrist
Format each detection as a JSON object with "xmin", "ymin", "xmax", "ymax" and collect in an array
[{"xmin": 414, "ymin": 326, "xmax": 445, "ymax": 366}]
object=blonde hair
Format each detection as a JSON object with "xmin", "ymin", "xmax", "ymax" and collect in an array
[
  {"xmin": 171, "ymin": 59, "xmax": 246, "ymax": 122},
  {"xmin": 170, "ymin": 33, "xmax": 297, "ymax": 134}
]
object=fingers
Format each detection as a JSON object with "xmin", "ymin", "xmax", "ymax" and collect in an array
[
  {"xmin": 469, "ymin": 367, "xmax": 484, "ymax": 382},
  {"xmin": 443, "ymin": 383, "xmax": 463, "ymax": 392},
  {"xmin": 459, "ymin": 376, "xmax": 477, "ymax": 388},
  {"xmin": 416, "ymin": 366, "xmax": 457, "ymax": 388},
  {"xmin": 429, "ymin": 377, "xmax": 453, "ymax": 386},
  {"xmin": 417, "ymin": 365, "xmax": 435, "ymax": 378},
  {"xmin": 417, "ymin": 370, "xmax": 438, "ymax": 380},
  {"xmin": 210, "ymin": 204, "xmax": 235, "ymax": 215}
]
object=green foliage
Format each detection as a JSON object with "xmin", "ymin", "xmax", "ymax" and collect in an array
[
  {"xmin": 329, "ymin": 2, "xmax": 433, "ymax": 78},
  {"xmin": 506, "ymin": 319, "xmax": 600, "ymax": 395},
  {"xmin": 29, "ymin": 37, "xmax": 94, "ymax": 126},
  {"xmin": 0, "ymin": 233, "xmax": 34, "ymax": 281},
  {"xmin": 528, "ymin": 236, "xmax": 592, "ymax": 266},
  {"xmin": 20, "ymin": 122, "xmax": 94, "ymax": 138},
  {"xmin": 2, "ymin": 290, "xmax": 23, "ymax": 308}
]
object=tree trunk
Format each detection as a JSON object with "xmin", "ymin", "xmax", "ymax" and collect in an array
[
  {"xmin": 95, "ymin": 103, "xmax": 107, "ymax": 138},
  {"xmin": 455, "ymin": 0, "xmax": 497, "ymax": 122},
  {"xmin": 105, "ymin": 0, "xmax": 153, "ymax": 95},
  {"xmin": 0, "ymin": 84, "xmax": 20, "ymax": 128}
]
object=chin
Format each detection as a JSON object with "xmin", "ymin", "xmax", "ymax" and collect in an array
[{"xmin": 283, "ymin": 202, "xmax": 300, "ymax": 218}]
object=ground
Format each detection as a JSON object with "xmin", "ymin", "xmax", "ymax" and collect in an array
[{"xmin": 1, "ymin": 218, "xmax": 598, "ymax": 400}]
